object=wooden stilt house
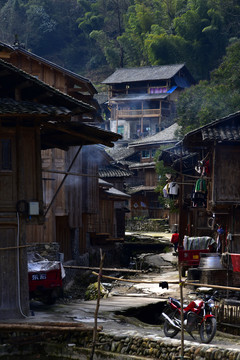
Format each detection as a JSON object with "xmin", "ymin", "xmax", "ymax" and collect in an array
[{"xmin": 0, "ymin": 58, "xmax": 120, "ymax": 320}]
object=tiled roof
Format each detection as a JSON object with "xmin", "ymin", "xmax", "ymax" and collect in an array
[
  {"xmin": 41, "ymin": 122, "xmax": 122, "ymax": 150},
  {"xmin": 129, "ymin": 162, "xmax": 155, "ymax": 169},
  {"xmin": 98, "ymin": 178, "xmax": 113, "ymax": 188},
  {"xmin": 127, "ymin": 185, "xmax": 156, "ymax": 194},
  {"xmin": 202, "ymin": 124, "xmax": 240, "ymax": 141},
  {"xmin": 102, "ymin": 64, "xmax": 187, "ymax": 84},
  {"xmin": 0, "ymin": 41, "xmax": 97, "ymax": 93},
  {"xmin": 106, "ymin": 146, "xmax": 135, "ymax": 161},
  {"xmin": 104, "ymin": 187, "xmax": 130, "ymax": 198},
  {"xmin": 129, "ymin": 123, "xmax": 180, "ymax": 147},
  {"xmin": 98, "ymin": 164, "xmax": 133, "ymax": 178},
  {"xmin": 183, "ymin": 111, "xmax": 240, "ymax": 146},
  {"xmin": 0, "ymin": 58, "xmax": 122, "ymax": 150},
  {"xmin": 0, "ymin": 98, "xmax": 71, "ymax": 116},
  {"xmin": 0, "ymin": 58, "xmax": 93, "ymax": 113},
  {"xmin": 159, "ymin": 142, "xmax": 199, "ymax": 171}
]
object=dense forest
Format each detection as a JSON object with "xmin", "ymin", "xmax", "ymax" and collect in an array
[{"xmin": 1, "ymin": 0, "xmax": 240, "ymax": 131}]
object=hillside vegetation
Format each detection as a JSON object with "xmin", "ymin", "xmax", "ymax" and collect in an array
[{"xmin": 1, "ymin": 0, "xmax": 240, "ymax": 130}]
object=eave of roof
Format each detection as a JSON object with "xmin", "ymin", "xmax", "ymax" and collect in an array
[
  {"xmin": 129, "ymin": 123, "xmax": 180, "ymax": 147},
  {"xmin": 104, "ymin": 186, "xmax": 130, "ymax": 199},
  {"xmin": 0, "ymin": 58, "xmax": 94, "ymax": 114},
  {"xmin": 106, "ymin": 146, "xmax": 136, "ymax": 161},
  {"xmin": 129, "ymin": 162, "xmax": 155, "ymax": 170},
  {"xmin": 0, "ymin": 41, "xmax": 97, "ymax": 94},
  {"xmin": 127, "ymin": 185, "xmax": 156, "ymax": 194},
  {"xmin": 98, "ymin": 166, "xmax": 133, "ymax": 178},
  {"xmin": 183, "ymin": 110, "xmax": 240, "ymax": 147},
  {"xmin": 111, "ymin": 93, "xmax": 169, "ymax": 102},
  {"xmin": 0, "ymin": 98, "xmax": 72, "ymax": 116},
  {"xmin": 99, "ymin": 178, "xmax": 113, "ymax": 188},
  {"xmin": 41, "ymin": 122, "xmax": 122, "ymax": 150},
  {"xmin": 102, "ymin": 64, "xmax": 186, "ymax": 84},
  {"xmin": 0, "ymin": 58, "xmax": 121, "ymax": 150}
]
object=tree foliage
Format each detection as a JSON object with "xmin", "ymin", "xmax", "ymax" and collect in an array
[
  {"xmin": 176, "ymin": 40, "xmax": 240, "ymax": 135},
  {"xmin": 0, "ymin": 0, "xmax": 240, "ymax": 82}
]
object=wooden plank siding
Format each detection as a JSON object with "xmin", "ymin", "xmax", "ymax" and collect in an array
[
  {"xmin": 56, "ymin": 216, "xmax": 71, "ymax": 261},
  {"xmin": 5, "ymin": 51, "xmax": 92, "ymax": 98},
  {"xmin": 215, "ymin": 145, "xmax": 240, "ymax": 203}
]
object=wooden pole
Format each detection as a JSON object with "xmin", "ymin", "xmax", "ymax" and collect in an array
[
  {"xmin": 92, "ymin": 271, "xmax": 178, "ymax": 284},
  {"xmin": 64, "ymin": 265, "xmax": 143, "ymax": 273},
  {"xmin": 90, "ymin": 249, "xmax": 105, "ymax": 360},
  {"xmin": 179, "ymin": 264, "xmax": 185, "ymax": 360},
  {"xmin": 44, "ymin": 145, "xmax": 82, "ymax": 216},
  {"xmin": 185, "ymin": 282, "xmax": 240, "ymax": 292}
]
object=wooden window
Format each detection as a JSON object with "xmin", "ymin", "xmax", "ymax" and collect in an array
[
  {"xmin": 142, "ymin": 150, "xmax": 150, "ymax": 159},
  {"xmin": 151, "ymin": 149, "xmax": 157, "ymax": 158},
  {"xmin": 1, "ymin": 139, "xmax": 12, "ymax": 170},
  {"xmin": 117, "ymin": 125, "xmax": 124, "ymax": 136}
]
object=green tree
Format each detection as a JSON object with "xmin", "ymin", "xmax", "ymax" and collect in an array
[
  {"xmin": 176, "ymin": 40, "xmax": 240, "ymax": 135},
  {"xmin": 77, "ymin": 0, "xmax": 133, "ymax": 70}
]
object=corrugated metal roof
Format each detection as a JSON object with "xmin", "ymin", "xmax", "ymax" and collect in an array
[{"xmin": 102, "ymin": 64, "xmax": 186, "ymax": 84}]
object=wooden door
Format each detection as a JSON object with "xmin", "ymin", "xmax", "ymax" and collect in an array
[{"xmin": 56, "ymin": 216, "xmax": 71, "ymax": 261}]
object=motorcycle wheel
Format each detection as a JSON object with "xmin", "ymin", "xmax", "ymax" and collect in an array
[
  {"xmin": 163, "ymin": 310, "xmax": 180, "ymax": 338},
  {"xmin": 199, "ymin": 317, "xmax": 217, "ymax": 344}
]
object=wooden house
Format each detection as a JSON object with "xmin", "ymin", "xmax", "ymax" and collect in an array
[
  {"xmin": 0, "ymin": 41, "xmax": 129, "ymax": 265},
  {"xmin": 117, "ymin": 123, "xmax": 179, "ymax": 219},
  {"xmin": 160, "ymin": 111, "xmax": 240, "ymax": 254},
  {"xmin": 0, "ymin": 41, "xmax": 101, "ymax": 122},
  {"xmin": 102, "ymin": 64, "xmax": 194, "ymax": 141},
  {"xmin": 0, "ymin": 58, "xmax": 120, "ymax": 320}
]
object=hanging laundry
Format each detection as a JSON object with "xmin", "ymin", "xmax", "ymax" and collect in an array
[
  {"xmin": 203, "ymin": 159, "xmax": 210, "ymax": 176},
  {"xmin": 169, "ymin": 182, "xmax": 179, "ymax": 198},
  {"xmin": 231, "ymin": 254, "xmax": 240, "ymax": 272},
  {"xmin": 163, "ymin": 183, "xmax": 170, "ymax": 198},
  {"xmin": 195, "ymin": 178, "xmax": 207, "ymax": 193}
]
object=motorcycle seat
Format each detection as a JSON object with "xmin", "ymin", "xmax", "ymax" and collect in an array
[{"xmin": 171, "ymin": 298, "xmax": 188, "ymax": 309}]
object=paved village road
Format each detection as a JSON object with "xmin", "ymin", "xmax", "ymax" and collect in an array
[
  {"xmin": 19, "ymin": 247, "xmax": 240, "ymax": 353},
  {"xmin": 4, "ymin": 231, "xmax": 240, "ymax": 353}
]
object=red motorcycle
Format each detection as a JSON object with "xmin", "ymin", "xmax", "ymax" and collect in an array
[{"xmin": 161, "ymin": 292, "xmax": 218, "ymax": 343}]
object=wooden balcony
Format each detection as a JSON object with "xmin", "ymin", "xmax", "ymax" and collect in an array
[{"xmin": 116, "ymin": 109, "xmax": 161, "ymax": 118}]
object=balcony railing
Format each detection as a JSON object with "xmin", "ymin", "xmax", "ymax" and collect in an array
[{"xmin": 116, "ymin": 109, "xmax": 161, "ymax": 118}]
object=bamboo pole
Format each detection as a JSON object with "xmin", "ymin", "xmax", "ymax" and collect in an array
[
  {"xmin": 185, "ymin": 282, "xmax": 240, "ymax": 292},
  {"xmin": 178, "ymin": 265, "xmax": 185, "ymax": 360},
  {"xmin": 92, "ymin": 271, "xmax": 179, "ymax": 284},
  {"xmin": 90, "ymin": 249, "xmax": 105, "ymax": 360},
  {"xmin": 91, "ymin": 271, "xmax": 199, "ymax": 285},
  {"xmin": 64, "ymin": 265, "xmax": 143, "ymax": 273}
]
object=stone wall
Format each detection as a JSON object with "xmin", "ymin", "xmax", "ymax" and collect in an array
[
  {"xmin": 126, "ymin": 219, "xmax": 169, "ymax": 232},
  {"xmin": 27, "ymin": 242, "xmax": 60, "ymax": 261},
  {"xmin": 1, "ymin": 330, "xmax": 240, "ymax": 359}
]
